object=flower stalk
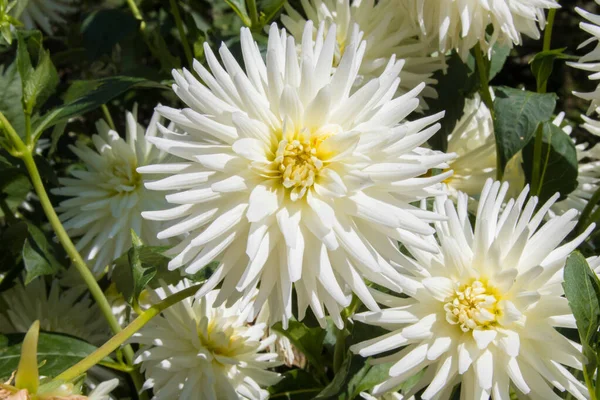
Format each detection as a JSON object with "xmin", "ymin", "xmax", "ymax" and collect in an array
[{"xmin": 55, "ymin": 283, "xmax": 203, "ymax": 383}]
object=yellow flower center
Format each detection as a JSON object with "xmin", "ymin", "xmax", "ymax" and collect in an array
[
  {"xmin": 274, "ymin": 138, "xmax": 324, "ymax": 201},
  {"xmin": 197, "ymin": 317, "xmax": 246, "ymax": 362},
  {"xmin": 443, "ymin": 280, "xmax": 500, "ymax": 332}
]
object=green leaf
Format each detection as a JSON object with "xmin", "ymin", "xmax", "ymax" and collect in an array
[
  {"xmin": 492, "ymin": 86, "xmax": 557, "ymax": 174},
  {"xmin": 16, "ymin": 30, "xmax": 58, "ymax": 114},
  {"xmin": 0, "ymin": 152, "xmax": 31, "ymax": 218},
  {"xmin": 522, "ymin": 121, "xmax": 578, "ymax": 204},
  {"xmin": 268, "ymin": 370, "xmax": 323, "ymax": 399},
  {"xmin": 0, "ymin": 222, "xmax": 28, "ymax": 273},
  {"xmin": 224, "ymin": 0, "xmax": 251, "ymax": 26},
  {"xmin": 530, "ymin": 48, "xmax": 575, "ymax": 93},
  {"xmin": 489, "ymin": 43, "xmax": 511, "ymax": 80},
  {"xmin": 32, "ymin": 76, "xmax": 168, "ymax": 139},
  {"xmin": 272, "ymin": 320, "xmax": 327, "ymax": 376},
  {"xmin": 0, "ymin": 62, "xmax": 25, "ymax": 135},
  {"xmin": 0, "ymin": 332, "xmax": 113, "ymax": 381},
  {"xmin": 111, "ymin": 235, "xmax": 209, "ymax": 306},
  {"xmin": 427, "ymin": 51, "xmax": 478, "ymax": 152},
  {"xmin": 22, "ymin": 223, "xmax": 63, "ymax": 284},
  {"xmin": 563, "ymin": 252, "xmax": 600, "ymax": 373}
]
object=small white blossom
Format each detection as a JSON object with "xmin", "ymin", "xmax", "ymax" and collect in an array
[
  {"xmin": 130, "ymin": 282, "xmax": 282, "ymax": 400},
  {"xmin": 351, "ymin": 180, "xmax": 593, "ymax": 399},
  {"xmin": 52, "ymin": 109, "xmax": 171, "ymax": 276}
]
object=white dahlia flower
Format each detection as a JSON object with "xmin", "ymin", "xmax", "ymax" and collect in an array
[
  {"xmin": 52, "ymin": 109, "xmax": 171, "ymax": 276},
  {"xmin": 351, "ymin": 180, "xmax": 593, "ymax": 399},
  {"xmin": 445, "ymin": 93, "xmax": 524, "ymax": 199},
  {"xmin": 130, "ymin": 282, "xmax": 282, "ymax": 400},
  {"xmin": 281, "ymin": 0, "xmax": 445, "ymax": 109},
  {"xmin": 140, "ymin": 23, "xmax": 454, "ymax": 328},
  {"xmin": 550, "ymin": 112, "xmax": 600, "ymax": 216},
  {"xmin": 0, "ymin": 278, "xmax": 109, "ymax": 345},
  {"xmin": 405, "ymin": 0, "xmax": 559, "ymax": 60},
  {"xmin": 360, "ymin": 392, "xmax": 405, "ymax": 400},
  {"xmin": 568, "ymin": 1, "xmax": 600, "ymax": 112},
  {"xmin": 11, "ymin": 0, "xmax": 77, "ymax": 35}
]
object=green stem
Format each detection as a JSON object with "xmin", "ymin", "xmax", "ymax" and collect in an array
[
  {"xmin": 0, "ymin": 111, "xmax": 26, "ymax": 155},
  {"xmin": 583, "ymin": 365, "xmax": 597, "ymax": 400},
  {"xmin": 126, "ymin": 0, "xmax": 146, "ymax": 31},
  {"xmin": 101, "ymin": 105, "xmax": 116, "ymax": 131},
  {"xmin": 543, "ymin": 8, "xmax": 557, "ymax": 53},
  {"xmin": 24, "ymin": 111, "xmax": 31, "ymax": 146},
  {"xmin": 247, "ymin": 0, "xmax": 259, "ymax": 29},
  {"xmin": 531, "ymin": 124, "xmax": 544, "ymax": 196},
  {"xmin": 54, "ymin": 283, "xmax": 203, "ymax": 383},
  {"xmin": 474, "ymin": 43, "xmax": 495, "ymax": 115},
  {"xmin": 169, "ymin": 0, "xmax": 194, "ymax": 69},
  {"xmin": 576, "ymin": 186, "xmax": 600, "ymax": 235},
  {"xmin": 333, "ymin": 326, "xmax": 346, "ymax": 374}
]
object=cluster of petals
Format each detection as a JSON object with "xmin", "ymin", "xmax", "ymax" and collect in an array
[
  {"xmin": 130, "ymin": 281, "xmax": 281, "ymax": 400},
  {"xmin": 140, "ymin": 22, "xmax": 454, "ymax": 328},
  {"xmin": 351, "ymin": 180, "xmax": 593, "ymax": 399},
  {"xmin": 280, "ymin": 0, "xmax": 445, "ymax": 109},
  {"xmin": 52, "ymin": 109, "xmax": 171, "ymax": 275},
  {"xmin": 403, "ymin": 0, "xmax": 559, "ymax": 60}
]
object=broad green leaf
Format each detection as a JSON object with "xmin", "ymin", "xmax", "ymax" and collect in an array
[
  {"xmin": 16, "ymin": 30, "xmax": 58, "ymax": 115},
  {"xmin": 22, "ymin": 223, "xmax": 63, "ymax": 284},
  {"xmin": 530, "ymin": 48, "xmax": 575, "ymax": 93},
  {"xmin": 493, "ymin": 86, "xmax": 556, "ymax": 174},
  {"xmin": 32, "ymin": 76, "xmax": 168, "ymax": 138},
  {"xmin": 0, "ymin": 158, "xmax": 31, "ymax": 218},
  {"xmin": 0, "ymin": 222, "xmax": 28, "ymax": 274},
  {"xmin": 427, "ymin": 52, "xmax": 478, "ymax": 152},
  {"xmin": 268, "ymin": 370, "xmax": 323, "ymax": 399},
  {"xmin": 0, "ymin": 332, "xmax": 113, "ymax": 381},
  {"xmin": 563, "ymin": 252, "xmax": 600, "ymax": 373},
  {"xmin": 522, "ymin": 121, "xmax": 578, "ymax": 204},
  {"xmin": 489, "ymin": 43, "xmax": 511, "ymax": 80},
  {"xmin": 272, "ymin": 320, "xmax": 327, "ymax": 376},
  {"xmin": 0, "ymin": 62, "xmax": 25, "ymax": 135}
]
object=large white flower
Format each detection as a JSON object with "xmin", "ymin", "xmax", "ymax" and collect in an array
[
  {"xmin": 0, "ymin": 278, "xmax": 109, "ymax": 345},
  {"xmin": 281, "ymin": 0, "xmax": 445, "ymax": 109},
  {"xmin": 550, "ymin": 112, "xmax": 600, "ymax": 216},
  {"xmin": 52, "ymin": 109, "xmax": 171, "ymax": 276},
  {"xmin": 11, "ymin": 0, "xmax": 77, "ymax": 35},
  {"xmin": 444, "ymin": 93, "xmax": 524, "ymax": 199},
  {"xmin": 568, "ymin": 1, "xmax": 600, "ymax": 112},
  {"xmin": 140, "ymin": 23, "xmax": 454, "ymax": 328},
  {"xmin": 350, "ymin": 180, "xmax": 593, "ymax": 399},
  {"xmin": 130, "ymin": 282, "xmax": 282, "ymax": 400},
  {"xmin": 404, "ymin": 0, "xmax": 559, "ymax": 60}
]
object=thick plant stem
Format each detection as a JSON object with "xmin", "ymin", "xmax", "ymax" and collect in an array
[
  {"xmin": 543, "ymin": 8, "xmax": 557, "ymax": 53},
  {"xmin": 583, "ymin": 365, "xmax": 597, "ymax": 400},
  {"xmin": 576, "ymin": 186, "xmax": 600, "ymax": 235},
  {"xmin": 55, "ymin": 283, "xmax": 203, "ymax": 383},
  {"xmin": 474, "ymin": 43, "xmax": 494, "ymax": 115},
  {"xmin": 169, "ymin": 0, "xmax": 194, "ymax": 68},
  {"xmin": 247, "ymin": 0, "xmax": 260, "ymax": 29},
  {"xmin": 101, "ymin": 105, "xmax": 116, "ymax": 131}
]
